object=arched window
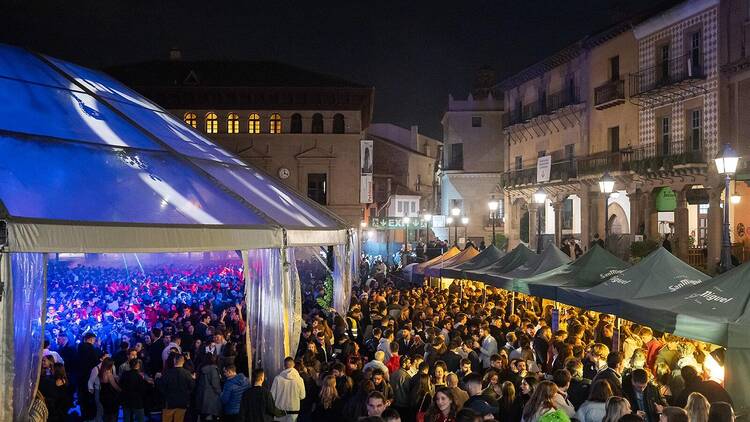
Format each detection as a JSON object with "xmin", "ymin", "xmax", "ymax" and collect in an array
[
  {"xmin": 248, "ymin": 113, "xmax": 260, "ymax": 134},
  {"xmin": 205, "ymin": 112, "xmax": 218, "ymax": 134},
  {"xmin": 270, "ymin": 113, "xmax": 282, "ymax": 134},
  {"xmin": 333, "ymin": 113, "xmax": 345, "ymax": 133},
  {"xmin": 311, "ymin": 113, "xmax": 324, "ymax": 133},
  {"xmin": 290, "ymin": 113, "xmax": 302, "ymax": 133},
  {"xmin": 184, "ymin": 112, "xmax": 197, "ymax": 128},
  {"xmin": 227, "ymin": 113, "xmax": 240, "ymax": 134}
]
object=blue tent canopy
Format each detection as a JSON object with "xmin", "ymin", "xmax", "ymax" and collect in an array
[{"xmin": 0, "ymin": 44, "xmax": 350, "ymax": 252}]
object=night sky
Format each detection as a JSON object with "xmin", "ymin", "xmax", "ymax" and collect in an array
[{"xmin": 5, "ymin": 0, "xmax": 655, "ymax": 138}]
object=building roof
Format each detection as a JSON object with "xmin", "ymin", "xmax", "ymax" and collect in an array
[{"xmin": 106, "ymin": 59, "xmax": 370, "ymax": 88}]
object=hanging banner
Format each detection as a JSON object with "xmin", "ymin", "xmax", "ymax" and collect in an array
[
  {"xmin": 537, "ymin": 155, "xmax": 551, "ymax": 182},
  {"xmin": 360, "ymin": 140, "xmax": 373, "ymax": 203}
]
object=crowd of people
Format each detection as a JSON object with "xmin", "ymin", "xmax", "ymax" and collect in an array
[{"xmin": 34, "ymin": 254, "xmax": 739, "ymax": 422}]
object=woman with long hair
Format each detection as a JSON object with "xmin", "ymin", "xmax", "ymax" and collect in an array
[
  {"xmin": 98, "ymin": 358, "xmax": 121, "ymax": 422},
  {"xmin": 433, "ymin": 360, "xmax": 448, "ymax": 388},
  {"xmin": 412, "ymin": 373, "xmax": 434, "ymax": 421},
  {"xmin": 602, "ymin": 397, "xmax": 631, "ymax": 422},
  {"xmin": 515, "ymin": 376, "xmax": 538, "ymax": 410},
  {"xmin": 707, "ymin": 402, "xmax": 734, "ymax": 422},
  {"xmin": 498, "ymin": 381, "xmax": 522, "ymax": 422},
  {"xmin": 46, "ymin": 363, "xmax": 73, "ymax": 422},
  {"xmin": 311, "ymin": 375, "xmax": 343, "ymax": 421},
  {"xmin": 575, "ymin": 379, "xmax": 612, "ymax": 422},
  {"xmin": 685, "ymin": 393, "xmax": 711, "ymax": 422},
  {"xmin": 521, "ymin": 380, "xmax": 557, "ymax": 422},
  {"xmin": 426, "ymin": 387, "xmax": 458, "ymax": 422}
]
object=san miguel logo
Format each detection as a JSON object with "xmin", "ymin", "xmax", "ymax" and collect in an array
[
  {"xmin": 685, "ymin": 290, "xmax": 733, "ymax": 304},
  {"xmin": 667, "ymin": 277, "xmax": 704, "ymax": 292},
  {"xmin": 600, "ymin": 269, "xmax": 626, "ymax": 280},
  {"xmin": 607, "ymin": 275, "xmax": 632, "ymax": 285}
]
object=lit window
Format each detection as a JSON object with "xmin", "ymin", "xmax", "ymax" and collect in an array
[
  {"xmin": 205, "ymin": 112, "xmax": 218, "ymax": 134},
  {"xmin": 270, "ymin": 113, "xmax": 282, "ymax": 134},
  {"xmin": 227, "ymin": 113, "xmax": 240, "ymax": 134},
  {"xmin": 248, "ymin": 113, "xmax": 260, "ymax": 134},
  {"xmin": 184, "ymin": 112, "xmax": 197, "ymax": 128}
]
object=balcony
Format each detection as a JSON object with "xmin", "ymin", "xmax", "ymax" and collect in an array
[
  {"xmin": 501, "ymin": 159, "xmax": 578, "ymax": 188},
  {"xmin": 629, "ymin": 141, "xmax": 707, "ymax": 175},
  {"xmin": 577, "ymin": 149, "xmax": 634, "ymax": 177},
  {"xmin": 594, "ymin": 79, "xmax": 625, "ymax": 109},
  {"xmin": 503, "ymin": 88, "xmax": 583, "ymax": 130},
  {"xmin": 629, "ymin": 53, "xmax": 707, "ymax": 108}
]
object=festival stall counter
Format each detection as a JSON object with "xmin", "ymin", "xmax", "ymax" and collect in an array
[
  {"xmin": 513, "ymin": 245, "xmax": 630, "ymax": 301},
  {"xmin": 423, "ymin": 245, "xmax": 479, "ymax": 277},
  {"xmin": 466, "ymin": 244, "xmax": 536, "ymax": 288},
  {"xmin": 438, "ymin": 245, "xmax": 505, "ymax": 280},
  {"xmin": 0, "ymin": 44, "xmax": 358, "ymax": 421},
  {"xmin": 556, "ymin": 247, "xmax": 710, "ymax": 314}
]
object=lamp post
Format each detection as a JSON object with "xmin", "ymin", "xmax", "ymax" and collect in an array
[
  {"xmin": 715, "ymin": 143, "xmax": 740, "ymax": 273},
  {"xmin": 422, "ymin": 212, "xmax": 433, "ymax": 242},
  {"xmin": 461, "ymin": 216, "xmax": 469, "ymax": 246},
  {"xmin": 488, "ymin": 196, "xmax": 499, "ymax": 247},
  {"xmin": 451, "ymin": 207, "xmax": 461, "ymax": 246},
  {"xmin": 533, "ymin": 187, "xmax": 547, "ymax": 254},
  {"xmin": 598, "ymin": 171, "xmax": 616, "ymax": 250},
  {"xmin": 402, "ymin": 214, "xmax": 411, "ymax": 249},
  {"xmin": 446, "ymin": 216, "xmax": 454, "ymax": 245}
]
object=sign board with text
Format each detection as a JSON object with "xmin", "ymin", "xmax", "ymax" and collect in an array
[
  {"xmin": 371, "ymin": 217, "xmax": 428, "ymax": 230},
  {"xmin": 537, "ymin": 155, "xmax": 551, "ymax": 183}
]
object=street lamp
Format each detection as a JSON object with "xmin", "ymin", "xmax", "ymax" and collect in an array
[
  {"xmin": 422, "ymin": 212, "xmax": 433, "ymax": 242},
  {"xmin": 488, "ymin": 196, "xmax": 499, "ymax": 247},
  {"xmin": 533, "ymin": 187, "xmax": 547, "ymax": 254},
  {"xmin": 599, "ymin": 171, "xmax": 616, "ymax": 249},
  {"xmin": 715, "ymin": 143, "xmax": 740, "ymax": 272},
  {"xmin": 461, "ymin": 216, "xmax": 469, "ymax": 245},
  {"xmin": 446, "ymin": 216, "xmax": 454, "ymax": 244}
]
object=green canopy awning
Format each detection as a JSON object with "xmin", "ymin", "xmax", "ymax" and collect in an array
[
  {"xmin": 556, "ymin": 247, "xmax": 710, "ymax": 313},
  {"xmin": 464, "ymin": 244, "xmax": 535, "ymax": 289},
  {"xmin": 478, "ymin": 245, "xmax": 571, "ymax": 290},
  {"xmin": 514, "ymin": 244, "xmax": 630, "ymax": 301},
  {"xmin": 439, "ymin": 245, "xmax": 506, "ymax": 279}
]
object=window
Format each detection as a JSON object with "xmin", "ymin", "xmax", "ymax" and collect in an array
[
  {"xmin": 269, "ymin": 113, "xmax": 282, "ymax": 134},
  {"xmin": 610, "ymin": 56, "xmax": 620, "ymax": 81},
  {"xmin": 568, "ymin": 78, "xmax": 576, "ymax": 103},
  {"xmin": 450, "ymin": 199, "xmax": 464, "ymax": 213},
  {"xmin": 660, "ymin": 116, "xmax": 671, "ymax": 156},
  {"xmin": 227, "ymin": 113, "xmax": 240, "ymax": 134},
  {"xmin": 609, "ymin": 126, "xmax": 620, "ymax": 152},
  {"xmin": 450, "ymin": 143, "xmax": 463, "ymax": 170},
  {"xmin": 415, "ymin": 175, "xmax": 421, "ymax": 192},
  {"xmin": 205, "ymin": 112, "xmax": 218, "ymax": 134},
  {"xmin": 472, "ymin": 116, "xmax": 482, "ymax": 127},
  {"xmin": 307, "ymin": 173, "xmax": 327, "ymax": 205},
  {"xmin": 690, "ymin": 31, "xmax": 702, "ymax": 76},
  {"xmin": 397, "ymin": 201, "xmax": 403, "ymax": 213},
  {"xmin": 311, "ymin": 113, "xmax": 324, "ymax": 133},
  {"xmin": 537, "ymin": 150, "xmax": 546, "ymax": 158},
  {"xmin": 539, "ymin": 90, "xmax": 547, "ymax": 113},
  {"xmin": 411, "ymin": 202, "xmax": 416, "ymax": 213},
  {"xmin": 333, "ymin": 113, "xmax": 345, "ymax": 133},
  {"xmin": 690, "ymin": 109, "xmax": 702, "ymax": 151},
  {"xmin": 565, "ymin": 144, "xmax": 575, "ymax": 160},
  {"xmin": 562, "ymin": 198, "xmax": 574, "ymax": 230},
  {"xmin": 290, "ymin": 114, "xmax": 302, "ymax": 133},
  {"xmin": 659, "ymin": 44, "xmax": 670, "ymax": 83},
  {"xmin": 184, "ymin": 112, "xmax": 197, "ymax": 128},
  {"xmin": 515, "ymin": 156, "xmax": 523, "ymax": 170},
  {"xmin": 248, "ymin": 113, "xmax": 260, "ymax": 134}
]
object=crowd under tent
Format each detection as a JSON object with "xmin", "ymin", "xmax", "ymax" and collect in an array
[
  {"xmin": 423, "ymin": 245, "xmax": 478, "ymax": 277},
  {"xmin": 482, "ymin": 245, "xmax": 571, "ymax": 291},
  {"xmin": 513, "ymin": 245, "xmax": 630, "ymax": 301},
  {"xmin": 0, "ymin": 44, "xmax": 358, "ymax": 421},
  {"xmin": 465, "ymin": 244, "xmax": 535, "ymax": 285},
  {"xmin": 438, "ymin": 245, "xmax": 505, "ymax": 280},
  {"xmin": 556, "ymin": 247, "xmax": 710, "ymax": 314}
]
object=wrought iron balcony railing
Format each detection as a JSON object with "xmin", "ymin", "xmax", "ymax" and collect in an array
[{"xmin": 594, "ymin": 79, "xmax": 625, "ymax": 109}]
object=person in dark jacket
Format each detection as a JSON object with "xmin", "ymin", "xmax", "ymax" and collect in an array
[
  {"xmin": 673, "ymin": 366, "xmax": 732, "ymax": 406},
  {"xmin": 119, "ymin": 359, "xmax": 152, "ymax": 422},
  {"xmin": 220, "ymin": 365, "xmax": 250, "ymax": 422},
  {"xmin": 622, "ymin": 369, "xmax": 667, "ymax": 422},
  {"xmin": 565, "ymin": 358, "xmax": 591, "ymax": 409},
  {"xmin": 194, "ymin": 353, "xmax": 222, "ymax": 419},
  {"xmin": 593, "ymin": 351, "xmax": 624, "ymax": 396},
  {"xmin": 240, "ymin": 369, "xmax": 286, "ymax": 422},
  {"xmin": 77, "ymin": 332, "xmax": 101, "ymax": 421},
  {"xmin": 156, "ymin": 354, "xmax": 194, "ymax": 422}
]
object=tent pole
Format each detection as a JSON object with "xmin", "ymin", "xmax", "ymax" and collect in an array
[{"xmin": 511, "ymin": 291, "xmax": 515, "ymax": 315}]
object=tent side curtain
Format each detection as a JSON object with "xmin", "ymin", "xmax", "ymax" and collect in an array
[
  {"xmin": 6, "ymin": 221, "xmax": 284, "ymax": 253},
  {"xmin": 333, "ymin": 243, "xmax": 350, "ymax": 315},
  {"xmin": 0, "ymin": 253, "xmax": 12, "ymax": 421},
  {"xmin": 246, "ymin": 248, "xmax": 301, "ymax": 381}
]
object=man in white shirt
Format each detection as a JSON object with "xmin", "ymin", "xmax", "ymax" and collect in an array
[
  {"xmin": 162, "ymin": 336, "xmax": 182, "ymax": 364},
  {"xmin": 477, "ymin": 322, "xmax": 498, "ymax": 369}
]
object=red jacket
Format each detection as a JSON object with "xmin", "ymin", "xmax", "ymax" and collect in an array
[{"xmin": 385, "ymin": 355, "xmax": 401, "ymax": 374}]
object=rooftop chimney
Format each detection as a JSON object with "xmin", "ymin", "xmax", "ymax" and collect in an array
[
  {"xmin": 411, "ymin": 125, "xmax": 419, "ymax": 152},
  {"xmin": 169, "ymin": 48, "xmax": 182, "ymax": 61}
]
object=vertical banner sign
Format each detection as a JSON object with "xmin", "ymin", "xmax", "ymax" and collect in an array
[
  {"xmin": 537, "ymin": 155, "xmax": 551, "ymax": 183},
  {"xmin": 551, "ymin": 308, "xmax": 559, "ymax": 332},
  {"xmin": 360, "ymin": 140, "xmax": 373, "ymax": 203}
]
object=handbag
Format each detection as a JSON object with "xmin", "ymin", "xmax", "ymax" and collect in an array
[{"xmin": 416, "ymin": 394, "xmax": 429, "ymax": 422}]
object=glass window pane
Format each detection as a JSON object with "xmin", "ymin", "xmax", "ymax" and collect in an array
[
  {"xmin": 0, "ymin": 135, "xmax": 263, "ymax": 225},
  {"xmin": 0, "ymin": 77, "xmax": 164, "ymax": 150},
  {"xmin": 193, "ymin": 159, "xmax": 338, "ymax": 227},
  {"xmin": 109, "ymin": 100, "xmax": 246, "ymax": 165},
  {"xmin": 0, "ymin": 45, "xmax": 73, "ymax": 88}
]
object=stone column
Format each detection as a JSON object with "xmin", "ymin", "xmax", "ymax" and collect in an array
[
  {"xmin": 529, "ymin": 202, "xmax": 539, "ymax": 251},
  {"xmin": 674, "ymin": 189, "xmax": 690, "ymax": 261},
  {"xmin": 628, "ymin": 191, "xmax": 642, "ymax": 235},
  {"xmin": 553, "ymin": 200, "xmax": 565, "ymax": 248},
  {"xmin": 707, "ymin": 188, "xmax": 723, "ymax": 274},
  {"xmin": 644, "ymin": 190, "xmax": 659, "ymax": 241},
  {"xmin": 590, "ymin": 191, "xmax": 605, "ymax": 242},
  {"xmin": 579, "ymin": 188, "xmax": 591, "ymax": 250},
  {"xmin": 504, "ymin": 192, "xmax": 516, "ymax": 250}
]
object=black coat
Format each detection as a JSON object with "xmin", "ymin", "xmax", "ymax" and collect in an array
[
  {"xmin": 119, "ymin": 369, "xmax": 151, "ymax": 409},
  {"xmin": 156, "ymin": 367, "xmax": 194, "ymax": 409},
  {"xmin": 567, "ymin": 377, "xmax": 591, "ymax": 410},
  {"xmin": 622, "ymin": 375, "xmax": 667, "ymax": 422},
  {"xmin": 674, "ymin": 380, "xmax": 732, "ymax": 406},
  {"xmin": 593, "ymin": 367, "xmax": 623, "ymax": 396},
  {"xmin": 76, "ymin": 342, "xmax": 100, "ymax": 386},
  {"xmin": 239, "ymin": 385, "xmax": 285, "ymax": 422}
]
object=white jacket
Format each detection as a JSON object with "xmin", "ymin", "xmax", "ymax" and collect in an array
[
  {"xmin": 479, "ymin": 335, "xmax": 498, "ymax": 369},
  {"xmin": 575, "ymin": 400, "xmax": 606, "ymax": 422},
  {"xmin": 270, "ymin": 367, "xmax": 306, "ymax": 412}
]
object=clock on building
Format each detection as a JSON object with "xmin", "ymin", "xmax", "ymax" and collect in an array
[{"xmin": 278, "ymin": 167, "xmax": 290, "ymax": 179}]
